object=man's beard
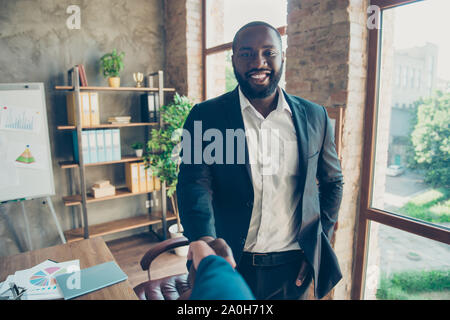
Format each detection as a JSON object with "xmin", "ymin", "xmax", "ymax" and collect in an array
[{"xmin": 233, "ymin": 61, "xmax": 284, "ymax": 99}]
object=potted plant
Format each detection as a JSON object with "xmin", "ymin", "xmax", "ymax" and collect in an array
[
  {"xmin": 144, "ymin": 93, "xmax": 194, "ymax": 255},
  {"xmin": 100, "ymin": 49, "xmax": 125, "ymax": 87},
  {"xmin": 131, "ymin": 142, "xmax": 144, "ymax": 157}
]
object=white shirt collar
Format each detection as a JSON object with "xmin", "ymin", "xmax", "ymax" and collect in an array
[{"xmin": 238, "ymin": 86, "xmax": 292, "ymax": 116}]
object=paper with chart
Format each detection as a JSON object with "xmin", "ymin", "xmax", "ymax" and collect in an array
[
  {"xmin": 0, "ymin": 105, "xmax": 42, "ymax": 133},
  {"xmin": 12, "ymin": 259, "xmax": 80, "ymax": 300},
  {"xmin": 0, "ymin": 83, "xmax": 55, "ymax": 203}
]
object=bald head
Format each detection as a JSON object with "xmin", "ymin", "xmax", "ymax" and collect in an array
[{"xmin": 232, "ymin": 21, "xmax": 282, "ymax": 53}]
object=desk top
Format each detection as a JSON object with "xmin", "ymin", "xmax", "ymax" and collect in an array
[{"xmin": 0, "ymin": 237, "xmax": 138, "ymax": 300}]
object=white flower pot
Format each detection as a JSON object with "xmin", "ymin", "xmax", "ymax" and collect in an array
[
  {"xmin": 168, "ymin": 224, "xmax": 188, "ymax": 257},
  {"xmin": 135, "ymin": 149, "xmax": 143, "ymax": 157}
]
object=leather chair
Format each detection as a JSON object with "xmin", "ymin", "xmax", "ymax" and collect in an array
[{"xmin": 133, "ymin": 236, "xmax": 192, "ymax": 300}]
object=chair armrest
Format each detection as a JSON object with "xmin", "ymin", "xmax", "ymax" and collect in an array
[{"xmin": 140, "ymin": 236, "xmax": 189, "ymax": 271}]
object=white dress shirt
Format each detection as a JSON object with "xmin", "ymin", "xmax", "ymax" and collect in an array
[{"xmin": 239, "ymin": 86, "xmax": 301, "ymax": 253}]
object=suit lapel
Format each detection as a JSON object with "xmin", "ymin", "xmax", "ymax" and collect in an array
[
  {"xmin": 283, "ymin": 91, "xmax": 309, "ymax": 196},
  {"xmin": 223, "ymin": 88, "xmax": 253, "ymax": 192}
]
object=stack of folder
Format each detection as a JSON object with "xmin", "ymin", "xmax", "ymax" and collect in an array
[
  {"xmin": 72, "ymin": 129, "xmax": 121, "ymax": 164},
  {"xmin": 125, "ymin": 162, "xmax": 161, "ymax": 193},
  {"xmin": 66, "ymin": 92, "xmax": 100, "ymax": 127},
  {"xmin": 107, "ymin": 116, "xmax": 131, "ymax": 124}
]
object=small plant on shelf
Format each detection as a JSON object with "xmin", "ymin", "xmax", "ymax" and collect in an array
[
  {"xmin": 100, "ymin": 49, "xmax": 125, "ymax": 88},
  {"xmin": 144, "ymin": 93, "xmax": 194, "ymax": 236},
  {"xmin": 131, "ymin": 142, "xmax": 144, "ymax": 157}
]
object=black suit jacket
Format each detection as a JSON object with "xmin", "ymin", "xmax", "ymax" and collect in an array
[{"xmin": 177, "ymin": 87, "xmax": 344, "ymax": 299}]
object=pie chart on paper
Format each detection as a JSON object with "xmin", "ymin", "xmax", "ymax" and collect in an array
[{"xmin": 29, "ymin": 267, "xmax": 71, "ymax": 289}]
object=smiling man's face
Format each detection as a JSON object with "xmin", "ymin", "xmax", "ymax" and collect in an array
[{"xmin": 232, "ymin": 25, "xmax": 284, "ymax": 100}]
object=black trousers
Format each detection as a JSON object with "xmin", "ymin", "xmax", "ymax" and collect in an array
[{"xmin": 237, "ymin": 250, "xmax": 313, "ymax": 300}]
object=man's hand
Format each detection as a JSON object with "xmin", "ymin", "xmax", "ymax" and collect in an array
[
  {"xmin": 199, "ymin": 236, "xmax": 236, "ymax": 268},
  {"xmin": 187, "ymin": 240, "xmax": 216, "ymax": 269},
  {"xmin": 188, "ymin": 237, "xmax": 236, "ymax": 288},
  {"xmin": 296, "ymin": 260, "xmax": 311, "ymax": 287}
]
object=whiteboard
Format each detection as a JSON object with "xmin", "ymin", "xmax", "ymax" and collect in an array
[{"xmin": 0, "ymin": 83, "xmax": 55, "ymax": 202}]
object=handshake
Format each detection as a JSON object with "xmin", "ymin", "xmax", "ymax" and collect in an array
[{"xmin": 187, "ymin": 236, "xmax": 236, "ymax": 286}]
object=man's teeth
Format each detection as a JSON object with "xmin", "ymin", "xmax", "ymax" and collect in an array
[{"xmin": 250, "ymin": 74, "xmax": 268, "ymax": 79}]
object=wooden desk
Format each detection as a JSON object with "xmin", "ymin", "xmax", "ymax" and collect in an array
[{"xmin": 0, "ymin": 237, "xmax": 138, "ymax": 300}]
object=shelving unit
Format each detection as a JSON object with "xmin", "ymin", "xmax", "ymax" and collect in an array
[
  {"xmin": 56, "ymin": 67, "xmax": 174, "ymax": 243},
  {"xmin": 59, "ymin": 155, "xmax": 143, "ymax": 169},
  {"xmin": 57, "ymin": 122, "xmax": 158, "ymax": 130}
]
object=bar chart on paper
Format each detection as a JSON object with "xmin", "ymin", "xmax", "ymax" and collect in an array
[{"xmin": 0, "ymin": 105, "xmax": 42, "ymax": 133}]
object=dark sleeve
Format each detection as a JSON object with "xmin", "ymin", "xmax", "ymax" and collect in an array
[
  {"xmin": 317, "ymin": 106, "xmax": 344, "ymax": 240},
  {"xmin": 177, "ymin": 105, "xmax": 216, "ymax": 241},
  {"xmin": 189, "ymin": 255, "xmax": 255, "ymax": 300}
]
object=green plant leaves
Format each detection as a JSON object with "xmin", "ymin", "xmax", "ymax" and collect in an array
[
  {"xmin": 143, "ymin": 93, "xmax": 194, "ymax": 194},
  {"xmin": 410, "ymin": 90, "xmax": 450, "ymax": 188},
  {"xmin": 100, "ymin": 49, "xmax": 125, "ymax": 78}
]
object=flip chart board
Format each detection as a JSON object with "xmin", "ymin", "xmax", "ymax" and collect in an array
[{"xmin": 0, "ymin": 83, "xmax": 55, "ymax": 202}]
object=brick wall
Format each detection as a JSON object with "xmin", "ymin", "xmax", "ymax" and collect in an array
[
  {"xmin": 286, "ymin": 0, "xmax": 370, "ymax": 299},
  {"xmin": 165, "ymin": 0, "xmax": 203, "ymax": 103}
]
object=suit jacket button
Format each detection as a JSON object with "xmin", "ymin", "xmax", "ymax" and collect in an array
[{"xmin": 246, "ymin": 201, "xmax": 253, "ymax": 208}]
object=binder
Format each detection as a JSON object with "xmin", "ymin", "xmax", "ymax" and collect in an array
[
  {"xmin": 154, "ymin": 93, "xmax": 160, "ymax": 122},
  {"xmin": 125, "ymin": 162, "xmax": 139, "ymax": 193},
  {"xmin": 55, "ymin": 261, "xmax": 127, "ymax": 300},
  {"xmin": 81, "ymin": 92, "xmax": 91, "ymax": 126},
  {"xmin": 96, "ymin": 130, "xmax": 105, "ymax": 162},
  {"xmin": 72, "ymin": 131, "xmax": 90, "ymax": 164},
  {"xmin": 154, "ymin": 176, "xmax": 161, "ymax": 191},
  {"xmin": 88, "ymin": 130, "xmax": 98, "ymax": 163},
  {"xmin": 81, "ymin": 131, "xmax": 90, "ymax": 164},
  {"xmin": 67, "ymin": 92, "xmax": 89, "ymax": 127},
  {"xmin": 141, "ymin": 93, "xmax": 156, "ymax": 123},
  {"xmin": 138, "ymin": 162, "xmax": 147, "ymax": 192},
  {"xmin": 145, "ymin": 167, "xmax": 154, "ymax": 192},
  {"xmin": 111, "ymin": 129, "xmax": 121, "ymax": 160},
  {"xmin": 104, "ymin": 129, "xmax": 113, "ymax": 161},
  {"xmin": 89, "ymin": 92, "xmax": 100, "ymax": 126}
]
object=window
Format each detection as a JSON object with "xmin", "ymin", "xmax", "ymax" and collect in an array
[
  {"xmin": 354, "ymin": 0, "xmax": 450, "ymax": 300},
  {"xmin": 203, "ymin": 0, "xmax": 287, "ymax": 100},
  {"xmin": 404, "ymin": 67, "xmax": 409, "ymax": 88},
  {"xmin": 417, "ymin": 69, "xmax": 422, "ymax": 88}
]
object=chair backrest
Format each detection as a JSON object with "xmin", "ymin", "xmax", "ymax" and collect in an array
[
  {"xmin": 139, "ymin": 236, "xmax": 189, "ymax": 279},
  {"xmin": 134, "ymin": 236, "xmax": 192, "ymax": 300}
]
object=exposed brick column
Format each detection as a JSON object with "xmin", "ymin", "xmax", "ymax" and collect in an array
[
  {"xmin": 286, "ymin": 0, "xmax": 370, "ymax": 299},
  {"xmin": 164, "ymin": 0, "xmax": 203, "ymax": 103}
]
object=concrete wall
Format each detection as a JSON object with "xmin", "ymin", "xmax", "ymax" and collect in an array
[{"xmin": 0, "ymin": 0, "xmax": 166, "ymax": 256}]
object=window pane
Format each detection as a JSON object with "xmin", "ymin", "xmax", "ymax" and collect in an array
[
  {"xmin": 371, "ymin": 0, "xmax": 450, "ymax": 228},
  {"xmin": 364, "ymin": 221, "xmax": 450, "ymax": 300},
  {"xmin": 206, "ymin": 50, "xmax": 235, "ymax": 100},
  {"xmin": 205, "ymin": 0, "xmax": 287, "ymax": 49}
]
